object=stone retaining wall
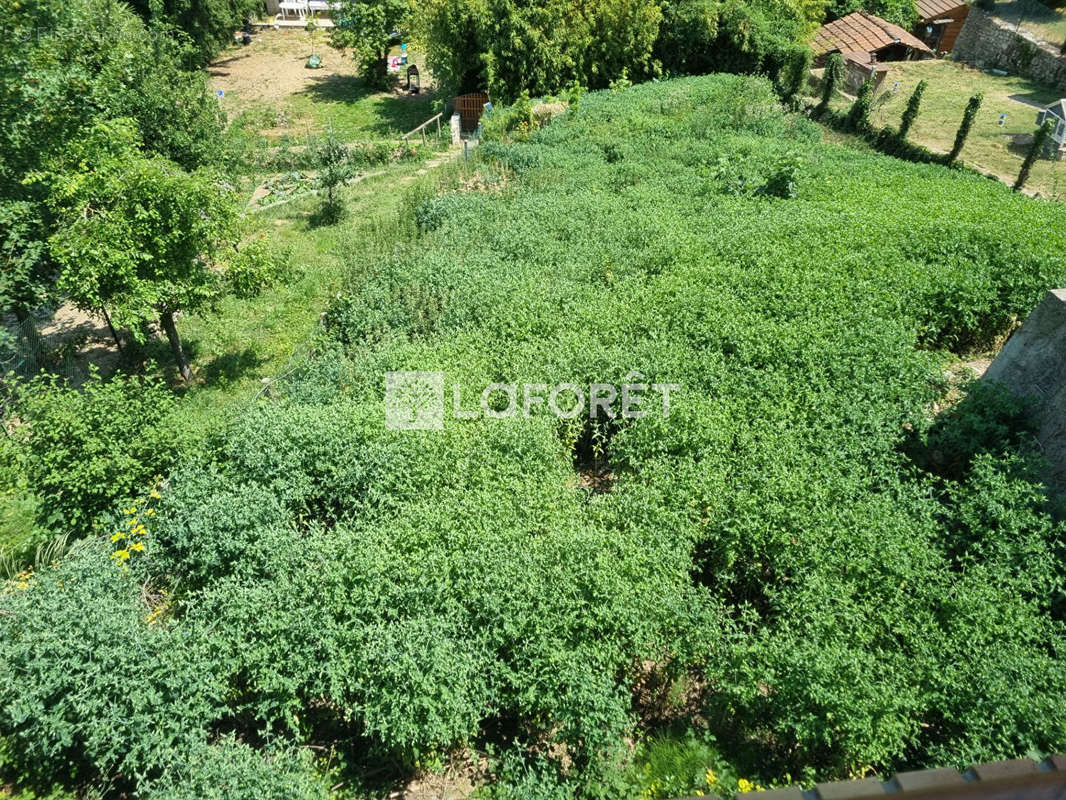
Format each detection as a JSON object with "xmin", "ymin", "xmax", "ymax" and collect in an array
[{"xmin": 953, "ymin": 10, "xmax": 1066, "ymax": 91}]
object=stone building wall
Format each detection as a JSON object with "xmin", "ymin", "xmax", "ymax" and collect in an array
[{"xmin": 953, "ymin": 10, "xmax": 1066, "ymax": 91}]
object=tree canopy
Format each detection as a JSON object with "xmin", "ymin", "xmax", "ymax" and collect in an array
[{"xmin": 40, "ymin": 121, "xmax": 238, "ymax": 381}]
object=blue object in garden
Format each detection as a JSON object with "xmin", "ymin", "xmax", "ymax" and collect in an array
[
  {"xmin": 999, "ymin": 113, "xmax": 1007, "ymax": 126},
  {"xmin": 401, "ymin": 43, "xmax": 406, "ymax": 50},
  {"xmin": 306, "ymin": 54, "xmax": 322, "ymax": 69},
  {"xmin": 217, "ymin": 89, "xmax": 224, "ymax": 97}
]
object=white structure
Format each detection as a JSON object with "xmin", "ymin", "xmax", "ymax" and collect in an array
[{"xmin": 1036, "ymin": 99, "xmax": 1066, "ymax": 155}]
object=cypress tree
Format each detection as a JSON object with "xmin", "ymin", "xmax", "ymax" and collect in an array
[
  {"xmin": 947, "ymin": 93, "xmax": 983, "ymax": 165},
  {"xmin": 898, "ymin": 80, "xmax": 927, "ymax": 141},
  {"xmin": 1014, "ymin": 119, "xmax": 1055, "ymax": 192},
  {"xmin": 846, "ymin": 77, "xmax": 875, "ymax": 134},
  {"xmin": 816, "ymin": 53, "xmax": 844, "ymax": 117}
]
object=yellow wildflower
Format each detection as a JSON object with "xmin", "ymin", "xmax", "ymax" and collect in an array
[
  {"xmin": 145, "ymin": 508, "xmax": 156, "ymax": 516},
  {"xmin": 110, "ymin": 549, "xmax": 130, "ymax": 561},
  {"xmin": 110, "ymin": 532, "xmax": 126, "ymax": 543},
  {"xmin": 705, "ymin": 768, "xmax": 718, "ymax": 787},
  {"xmin": 737, "ymin": 779, "xmax": 754, "ymax": 794},
  {"xmin": 130, "ymin": 541, "xmax": 145, "ymax": 552}
]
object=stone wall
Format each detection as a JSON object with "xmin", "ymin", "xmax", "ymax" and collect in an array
[
  {"xmin": 983, "ymin": 290, "xmax": 1066, "ymax": 496},
  {"xmin": 953, "ymin": 10, "xmax": 1066, "ymax": 91}
]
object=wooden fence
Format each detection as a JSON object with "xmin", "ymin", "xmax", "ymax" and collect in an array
[{"xmin": 400, "ymin": 113, "xmax": 443, "ymax": 144}]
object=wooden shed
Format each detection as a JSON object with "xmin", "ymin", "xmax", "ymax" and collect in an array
[
  {"xmin": 811, "ymin": 11, "xmax": 936, "ymax": 68},
  {"xmin": 914, "ymin": 0, "xmax": 970, "ymax": 54}
]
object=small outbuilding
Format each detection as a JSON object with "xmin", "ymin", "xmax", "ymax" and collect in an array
[
  {"xmin": 812, "ymin": 10, "xmax": 936, "ymax": 68},
  {"xmin": 1036, "ymin": 99, "xmax": 1066, "ymax": 155},
  {"xmin": 914, "ymin": 0, "xmax": 970, "ymax": 54}
]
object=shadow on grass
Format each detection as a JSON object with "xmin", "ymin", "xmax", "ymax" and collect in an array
[
  {"xmin": 297, "ymin": 73, "xmax": 439, "ymax": 135},
  {"xmin": 201, "ymin": 347, "xmax": 266, "ymax": 387}
]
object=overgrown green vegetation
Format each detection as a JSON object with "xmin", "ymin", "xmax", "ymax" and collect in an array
[
  {"xmin": 415, "ymin": 0, "xmax": 817, "ymax": 100},
  {"xmin": 4, "ymin": 75, "xmax": 1066, "ymax": 799}
]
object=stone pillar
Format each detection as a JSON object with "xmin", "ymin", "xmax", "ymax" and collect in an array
[
  {"xmin": 450, "ymin": 114, "xmax": 462, "ymax": 144},
  {"xmin": 983, "ymin": 289, "xmax": 1066, "ymax": 493}
]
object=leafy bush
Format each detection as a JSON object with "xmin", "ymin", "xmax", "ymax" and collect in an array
[
  {"xmin": 145, "ymin": 738, "xmax": 328, "ymax": 800},
  {"xmin": 9, "ymin": 370, "xmax": 181, "ymax": 534},
  {"xmin": 0, "ymin": 540, "xmax": 223, "ymax": 788},
  {"xmin": 416, "ymin": 0, "xmax": 809, "ymax": 100},
  {"xmin": 5, "ymin": 74, "xmax": 1066, "ymax": 797}
]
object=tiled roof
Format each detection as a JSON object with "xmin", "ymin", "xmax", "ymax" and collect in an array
[
  {"xmin": 811, "ymin": 11, "xmax": 935, "ymax": 57},
  {"xmin": 915, "ymin": 0, "xmax": 967, "ymax": 21}
]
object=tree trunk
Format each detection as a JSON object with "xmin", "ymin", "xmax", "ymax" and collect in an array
[
  {"xmin": 101, "ymin": 307, "xmax": 124, "ymax": 356},
  {"xmin": 159, "ymin": 310, "xmax": 192, "ymax": 383}
]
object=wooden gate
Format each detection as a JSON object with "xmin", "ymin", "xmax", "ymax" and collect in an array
[{"xmin": 453, "ymin": 92, "xmax": 490, "ymax": 133}]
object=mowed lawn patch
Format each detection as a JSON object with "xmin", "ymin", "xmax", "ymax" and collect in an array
[{"xmin": 829, "ymin": 59, "xmax": 1066, "ymax": 200}]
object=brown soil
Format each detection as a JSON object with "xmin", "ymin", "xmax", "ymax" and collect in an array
[
  {"xmin": 36, "ymin": 304, "xmax": 121, "ymax": 379},
  {"xmin": 209, "ymin": 30, "xmax": 357, "ymax": 109}
]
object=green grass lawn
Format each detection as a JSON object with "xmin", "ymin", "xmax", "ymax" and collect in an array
[
  {"xmin": 825, "ymin": 59, "xmax": 1066, "ymax": 201},
  {"xmin": 992, "ymin": 0, "xmax": 1066, "ymax": 47},
  {"xmin": 163, "ymin": 157, "xmax": 452, "ymax": 438}
]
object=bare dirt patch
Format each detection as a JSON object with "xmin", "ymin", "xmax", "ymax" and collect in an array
[{"xmin": 210, "ymin": 31, "xmax": 357, "ymax": 111}]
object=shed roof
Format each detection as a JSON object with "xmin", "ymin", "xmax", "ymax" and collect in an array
[
  {"xmin": 811, "ymin": 11, "xmax": 935, "ymax": 58},
  {"xmin": 915, "ymin": 0, "xmax": 968, "ymax": 21},
  {"xmin": 1043, "ymin": 99, "xmax": 1066, "ymax": 120}
]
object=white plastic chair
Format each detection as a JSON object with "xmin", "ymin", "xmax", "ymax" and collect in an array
[{"xmin": 278, "ymin": 0, "xmax": 308, "ymax": 19}]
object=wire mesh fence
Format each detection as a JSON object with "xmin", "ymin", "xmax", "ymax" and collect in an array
[{"xmin": 0, "ymin": 315, "xmax": 92, "ymax": 386}]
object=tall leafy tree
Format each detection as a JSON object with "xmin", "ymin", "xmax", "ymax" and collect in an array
[
  {"xmin": 0, "ymin": 0, "xmax": 227, "ymax": 323},
  {"xmin": 897, "ymin": 79, "xmax": 927, "ymax": 141},
  {"xmin": 1014, "ymin": 119, "xmax": 1055, "ymax": 192},
  {"xmin": 40, "ymin": 121, "xmax": 238, "ymax": 382},
  {"xmin": 0, "ymin": 202, "xmax": 53, "ymax": 324},
  {"xmin": 126, "ymin": 0, "xmax": 265, "ymax": 64},
  {"xmin": 330, "ymin": 0, "xmax": 410, "ymax": 89}
]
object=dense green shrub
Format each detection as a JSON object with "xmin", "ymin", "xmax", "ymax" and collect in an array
[
  {"xmin": 898, "ymin": 79, "xmax": 927, "ymax": 141},
  {"xmin": 826, "ymin": 0, "xmax": 917, "ymax": 26},
  {"xmin": 846, "ymin": 77, "xmax": 875, "ymax": 133},
  {"xmin": 948, "ymin": 93, "xmax": 984, "ymax": 165},
  {"xmin": 1015, "ymin": 119, "xmax": 1055, "ymax": 191},
  {"xmin": 9, "ymin": 370, "xmax": 181, "ymax": 533},
  {"xmin": 0, "ymin": 540, "xmax": 223, "ymax": 788},
  {"xmin": 416, "ymin": 0, "xmax": 810, "ymax": 100},
  {"xmin": 5, "ymin": 75, "xmax": 1066, "ymax": 797},
  {"xmin": 816, "ymin": 52, "xmax": 844, "ymax": 117},
  {"xmin": 654, "ymin": 0, "xmax": 811, "ymax": 85},
  {"xmin": 416, "ymin": 0, "xmax": 661, "ymax": 98},
  {"xmin": 145, "ymin": 738, "xmax": 328, "ymax": 800},
  {"xmin": 125, "ymin": 0, "xmax": 265, "ymax": 64}
]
